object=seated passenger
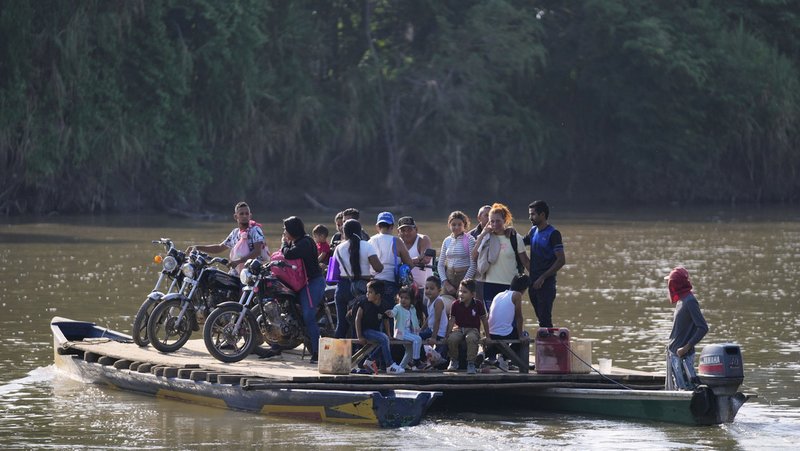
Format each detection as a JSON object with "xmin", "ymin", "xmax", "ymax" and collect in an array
[
  {"xmin": 421, "ymin": 275, "xmax": 449, "ymax": 361},
  {"xmin": 385, "ymin": 286, "xmax": 425, "ymax": 371},
  {"xmin": 487, "ymin": 274, "xmax": 531, "ymax": 368},
  {"xmin": 355, "ymin": 280, "xmax": 405, "ymax": 374},
  {"xmin": 445, "ymin": 279, "xmax": 489, "ymax": 375}
]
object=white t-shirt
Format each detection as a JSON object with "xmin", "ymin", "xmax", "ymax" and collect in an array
[
  {"xmin": 334, "ymin": 240, "xmax": 377, "ymax": 277},
  {"xmin": 368, "ymin": 233, "xmax": 399, "ymax": 282},
  {"xmin": 488, "ymin": 290, "xmax": 516, "ymax": 336},
  {"xmin": 425, "ymin": 296, "xmax": 449, "ymax": 338}
]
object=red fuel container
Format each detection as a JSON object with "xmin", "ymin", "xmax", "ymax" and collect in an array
[{"xmin": 535, "ymin": 327, "xmax": 571, "ymax": 374}]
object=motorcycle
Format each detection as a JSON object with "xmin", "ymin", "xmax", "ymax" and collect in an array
[
  {"xmin": 131, "ymin": 238, "xmax": 186, "ymax": 347},
  {"xmin": 203, "ymin": 259, "xmax": 336, "ymax": 363},
  {"xmin": 147, "ymin": 249, "xmax": 241, "ymax": 353}
]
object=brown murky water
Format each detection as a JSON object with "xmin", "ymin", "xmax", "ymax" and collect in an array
[{"xmin": 1, "ymin": 208, "xmax": 798, "ymax": 449}]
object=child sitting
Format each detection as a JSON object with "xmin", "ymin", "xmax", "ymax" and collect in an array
[
  {"xmin": 385, "ymin": 286, "xmax": 425, "ymax": 371},
  {"xmin": 445, "ymin": 278, "xmax": 489, "ymax": 374},
  {"xmin": 355, "ymin": 280, "xmax": 404, "ymax": 374},
  {"xmin": 312, "ymin": 224, "xmax": 331, "ymax": 265},
  {"xmin": 421, "ymin": 276, "xmax": 449, "ymax": 364}
]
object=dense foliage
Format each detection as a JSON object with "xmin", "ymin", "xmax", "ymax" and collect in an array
[{"xmin": 1, "ymin": 0, "xmax": 798, "ymax": 214}]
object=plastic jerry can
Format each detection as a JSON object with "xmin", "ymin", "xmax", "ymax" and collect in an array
[{"xmin": 535, "ymin": 327, "xmax": 571, "ymax": 374}]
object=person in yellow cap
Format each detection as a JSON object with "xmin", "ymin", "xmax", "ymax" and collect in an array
[{"xmin": 665, "ymin": 266, "xmax": 709, "ymax": 390}]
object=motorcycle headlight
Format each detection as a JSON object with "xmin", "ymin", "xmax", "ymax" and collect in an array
[
  {"xmin": 162, "ymin": 256, "xmax": 178, "ymax": 272},
  {"xmin": 181, "ymin": 262, "xmax": 195, "ymax": 279},
  {"xmin": 240, "ymin": 268, "xmax": 254, "ymax": 285}
]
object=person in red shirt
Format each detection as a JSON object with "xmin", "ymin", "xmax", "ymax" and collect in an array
[
  {"xmin": 312, "ymin": 224, "xmax": 331, "ymax": 265},
  {"xmin": 445, "ymin": 278, "xmax": 489, "ymax": 374}
]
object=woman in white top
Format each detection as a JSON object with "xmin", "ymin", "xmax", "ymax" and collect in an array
[
  {"xmin": 438, "ymin": 211, "xmax": 477, "ymax": 309},
  {"xmin": 473, "ymin": 203, "xmax": 530, "ymax": 311},
  {"xmin": 333, "ymin": 219, "xmax": 383, "ymax": 338}
]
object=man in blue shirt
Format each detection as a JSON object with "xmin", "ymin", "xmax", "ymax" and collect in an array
[{"xmin": 524, "ymin": 200, "xmax": 565, "ymax": 328}]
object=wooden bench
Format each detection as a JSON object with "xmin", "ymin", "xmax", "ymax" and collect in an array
[{"xmin": 350, "ymin": 337, "xmax": 530, "ymax": 373}]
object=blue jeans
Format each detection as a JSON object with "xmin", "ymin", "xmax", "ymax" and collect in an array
[
  {"xmin": 667, "ymin": 350, "xmax": 697, "ymax": 390},
  {"xmin": 300, "ymin": 275, "xmax": 325, "ymax": 353},
  {"xmin": 362, "ymin": 328, "xmax": 392, "ymax": 367},
  {"xmin": 334, "ymin": 279, "xmax": 366, "ymax": 338},
  {"xmin": 398, "ymin": 331, "xmax": 422, "ymax": 367}
]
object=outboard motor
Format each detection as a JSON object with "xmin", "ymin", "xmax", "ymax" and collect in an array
[
  {"xmin": 695, "ymin": 343, "xmax": 747, "ymax": 423},
  {"xmin": 698, "ymin": 343, "xmax": 744, "ymax": 395}
]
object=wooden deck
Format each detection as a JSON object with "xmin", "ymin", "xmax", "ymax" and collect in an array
[{"xmin": 61, "ymin": 337, "xmax": 666, "ymax": 391}]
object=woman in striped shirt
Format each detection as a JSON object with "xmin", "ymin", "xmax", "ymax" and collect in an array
[{"xmin": 438, "ymin": 211, "xmax": 477, "ymax": 307}]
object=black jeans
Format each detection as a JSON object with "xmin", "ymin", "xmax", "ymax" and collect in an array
[{"xmin": 529, "ymin": 277, "xmax": 557, "ymax": 327}]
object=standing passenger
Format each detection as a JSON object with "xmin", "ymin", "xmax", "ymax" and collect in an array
[
  {"xmin": 473, "ymin": 203, "xmax": 530, "ymax": 311},
  {"xmin": 438, "ymin": 211, "xmax": 477, "ymax": 310},
  {"xmin": 397, "ymin": 216, "xmax": 434, "ymax": 289},
  {"xmin": 329, "ymin": 211, "xmax": 345, "ymax": 249},
  {"xmin": 259, "ymin": 216, "xmax": 324, "ymax": 363},
  {"xmin": 665, "ymin": 267, "xmax": 708, "ymax": 390},
  {"xmin": 368, "ymin": 212, "xmax": 414, "ymax": 315},
  {"xmin": 524, "ymin": 200, "xmax": 565, "ymax": 328},
  {"xmin": 332, "ymin": 219, "xmax": 383, "ymax": 338},
  {"xmin": 187, "ymin": 201, "xmax": 269, "ymax": 276}
]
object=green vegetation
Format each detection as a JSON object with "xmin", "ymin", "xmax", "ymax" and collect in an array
[{"xmin": 1, "ymin": 0, "xmax": 798, "ymax": 214}]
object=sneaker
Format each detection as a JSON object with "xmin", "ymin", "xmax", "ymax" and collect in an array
[
  {"xmin": 496, "ymin": 354, "xmax": 509, "ymax": 372},
  {"xmin": 363, "ymin": 359, "xmax": 379, "ymax": 375},
  {"xmin": 254, "ymin": 347, "xmax": 282, "ymax": 359},
  {"xmin": 446, "ymin": 360, "xmax": 459, "ymax": 371},
  {"xmin": 467, "ymin": 362, "xmax": 477, "ymax": 374},
  {"xmin": 387, "ymin": 363, "xmax": 406, "ymax": 374}
]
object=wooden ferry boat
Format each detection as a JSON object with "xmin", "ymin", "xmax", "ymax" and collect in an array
[{"xmin": 51, "ymin": 317, "xmax": 751, "ymax": 428}]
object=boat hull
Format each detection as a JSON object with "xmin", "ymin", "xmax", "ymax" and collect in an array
[{"xmin": 51, "ymin": 317, "xmax": 438, "ymax": 428}]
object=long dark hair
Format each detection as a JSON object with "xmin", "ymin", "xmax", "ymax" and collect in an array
[
  {"xmin": 283, "ymin": 216, "xmax": 306, "ymax": 240},
  {"xmin": 343, "ymin": 219, "xmax": 362, "ymax": 278}
]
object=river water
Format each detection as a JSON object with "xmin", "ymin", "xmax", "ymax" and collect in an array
[{"xmin": 1, "ymin": 208, "xmax": 798, "ymax": 450}]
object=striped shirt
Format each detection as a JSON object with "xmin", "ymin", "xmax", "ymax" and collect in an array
[{"xmin": 438, "ymin": 233, "xmax": 476, "ymax": 280}]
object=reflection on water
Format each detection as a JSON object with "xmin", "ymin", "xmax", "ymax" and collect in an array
[{"xmin": 1, "ymin": 210, "xmax": 799, "ymax": 449}]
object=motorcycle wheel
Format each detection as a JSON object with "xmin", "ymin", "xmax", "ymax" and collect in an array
[
  {"xmin": 147, "ymin": 298, "xmax": 193, "ymax": 353},
  {"xmin": 203, "ymin": 305, "xmax": 258, "ymax": 363},
  {"xmin": 132, "ymin": 296, "xmax": 160, "ymax": 347}
]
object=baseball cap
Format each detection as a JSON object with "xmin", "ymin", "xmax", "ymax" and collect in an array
[
  {"xmin": 397, "ymin": 216, "xmax": 416, "ymax": 229},
  {"xmin": 376, "ymin": 211, "xmax": 395, "ymax": 225}
]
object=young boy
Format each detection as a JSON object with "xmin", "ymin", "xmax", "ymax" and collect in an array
[
  {"xmin": 445, "ymin": 278, "xmax": 489, "ymax": 374},
  {"xmin": 312, "ymin": 224, "xmax": 331, "ymax": 264},
  {"xmin": 422, "ymin": 276, "xmax": 449, "ymax": 360},
  {"xmin": 355, "ymin": 280, "xmax": 405, "ymax": 374}
]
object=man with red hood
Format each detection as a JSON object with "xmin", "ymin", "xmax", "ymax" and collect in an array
[{"xmin": 665, "ymin": 266, "xmax": 708, "ymax": 390}]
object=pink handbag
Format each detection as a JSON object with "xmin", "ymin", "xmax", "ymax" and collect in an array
[{"xmin": 269, "ymin": 251, "xmax": 307, "ymax": 292}]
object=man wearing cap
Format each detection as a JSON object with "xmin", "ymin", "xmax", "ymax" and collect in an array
[
  {"xmin": 665, "ymin": 266, "xmax": 709, "ymax": 390},
  {"xmin": 368, "ymin": 212, "xmax": 415, "ymax": 314},
  {"xmin": 397, "ymin": 216, "xmax": 434, "ymax": 288}
]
